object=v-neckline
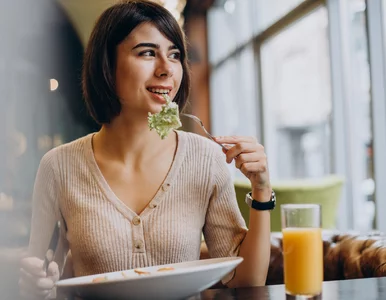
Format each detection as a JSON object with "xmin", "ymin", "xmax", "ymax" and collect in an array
[{"xmin": 84, "ymin": 130, "xmax": 186, "ymax": 220}]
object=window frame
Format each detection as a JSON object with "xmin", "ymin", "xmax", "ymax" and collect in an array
[
  {"xmin": 366, "ymin": 0, "xmax": 386, "ymax": 231},
  {"xmin": 208, "ymin": 0, "xmax": 386, "ymax": 230}
]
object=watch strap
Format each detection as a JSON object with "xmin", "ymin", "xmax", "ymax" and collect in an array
[{"xmin": 245, "ymin": 190, "xmax": 276, "ymax": 211}]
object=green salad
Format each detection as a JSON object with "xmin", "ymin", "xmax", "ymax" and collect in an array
[{"xmin": 148, "ymin": 94, "xmax": 182, "ymax": 139}]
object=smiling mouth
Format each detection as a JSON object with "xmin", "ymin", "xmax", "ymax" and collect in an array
[{"xmin": 147, "ymin": 88, "xmax": 171, "ymax": 96}]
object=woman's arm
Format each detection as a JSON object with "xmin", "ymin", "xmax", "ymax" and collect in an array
[
  {"xmin": 229, "ymin": 189, "xmax": 271, "ymax": 287},
  {"xmin": 20, "ymin": 150, "xmax": 69, "ymax": 298},
  {"xmin": 27, "ymin": 150, "xmax": 68, "ymax": 273},
  {"xmin": 214, "ymin": 136, "xmax": 271, "ymax": 287}
]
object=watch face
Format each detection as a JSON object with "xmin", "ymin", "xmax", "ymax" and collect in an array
[{"xmin": 271, "ymin": 191, "xmax": 276, "ymax": 204}]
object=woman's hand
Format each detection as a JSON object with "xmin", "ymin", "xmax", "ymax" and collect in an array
[
  {"xmin": 214, "ymin": 136, "xmax": 271, "ymax": 194},
  {"xmin": 19, "ymin": 257, "xmax": 59, "ymax": 299},
  {"xmin": 214, "ymin": 136, "xmax": 271, "ymax": 287}
]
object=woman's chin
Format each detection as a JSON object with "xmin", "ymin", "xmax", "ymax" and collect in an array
[{"xmin": 148, "ymin": 105, "xmax": 163, "ymax": 115}]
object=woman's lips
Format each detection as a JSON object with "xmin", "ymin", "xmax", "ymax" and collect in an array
[{"xmin": 148, "ymin": 90, "xmax": 168, "ymax": 104}]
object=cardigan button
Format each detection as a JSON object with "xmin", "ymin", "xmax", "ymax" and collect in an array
[
  {"xmin": 132, "ymin": 216, "xmax": 141, "ymax": 226},
  {"xmin": 134, "ymin": 240, "xmax": 144, "ymax": 250}
]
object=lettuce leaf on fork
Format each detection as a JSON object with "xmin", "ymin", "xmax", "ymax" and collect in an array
[{"xmin": 148, "ymin": 94, "xmax": 182, "ymax": 139}]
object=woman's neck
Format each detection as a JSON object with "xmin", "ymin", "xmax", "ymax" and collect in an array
[{"xmin": 93, "ymin": 115, "xmax": 176, "ymax": 165}]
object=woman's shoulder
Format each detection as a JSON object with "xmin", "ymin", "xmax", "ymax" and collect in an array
[
  {"xmin": 177, "ymin": 130, "xmax": 222, "ymax": 157},
  {"xmin": 39, "ymin": 133, "xmax": 93, "ymax": 168},
  {"xmin": 176, "ymin": 130, "xmax": 231, "ymax": 175}
]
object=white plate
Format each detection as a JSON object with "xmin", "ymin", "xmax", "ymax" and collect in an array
[{"xmin": 56, "ymin": 257, "xmax": 243, "ymax": 300}]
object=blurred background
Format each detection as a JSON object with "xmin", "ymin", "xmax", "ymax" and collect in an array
[{"xmin": 1, "ymin": 0, "xmax": 386, "ymax": 296}]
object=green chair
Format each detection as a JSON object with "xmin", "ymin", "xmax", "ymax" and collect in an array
[{"xmin": 234, "ymin": 175, "xmax": 345, "ymax": 231}]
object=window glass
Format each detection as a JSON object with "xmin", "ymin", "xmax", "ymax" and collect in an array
[{"xmin": 261, "ymin": 7, "xmax": 332, "ymax": 179}]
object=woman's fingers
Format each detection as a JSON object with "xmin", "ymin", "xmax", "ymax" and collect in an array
[
  {"xmin": 226, "ymin": 143, "xmax": 258, "ymax": 163},
  {"xmin": 215, "ymin": 135, "xmax": 271, "ymax": 189},
  {"xmin": 221, "ymin": 142, "xmax": 263, "ymax": 164},
  {"xmin": 239, "ymin": 161, "xmax": 268, "ymax": 175},
  {"xmin": 19, "ymin": 277, "xmax": 52, "ymax": 297},
  {"xmin": 215, "ymin": 136, "xmax": 256, "ymax": 144},
  {"xmin": 20, "ymin": 257, "xmax": 46, "ymax": 277},
  {"xmin": 19, "ymin": 257, "xmax": 58, "ymax": 299},
  {"xmin": 20, "ymin": 268, "xmax": 55, "ymax": 289},
  {"xmin": 47, "ymin": 261, "xmax": 60, "ymax": 282},
  {"xmin": 234, "ymin": 153, "xmax": 264, "ymax": 169}
]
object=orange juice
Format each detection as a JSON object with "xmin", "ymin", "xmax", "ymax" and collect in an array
[{"xmin": 282, "ymin": 227, "xmax": 323, "ymax": 296}]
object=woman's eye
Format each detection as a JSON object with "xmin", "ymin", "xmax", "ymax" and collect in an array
[
  {"xmin": 169, "ymin": 52, "xmax": 181, "ymax": 60},
  {"xmin": 140, "ymin": 50, "xmax": 155, "ymax": 57}
]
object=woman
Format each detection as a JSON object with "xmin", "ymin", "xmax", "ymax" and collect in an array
[{"xmin": 19, "ymin": 1, "xmax": 273, "ymax": 299}]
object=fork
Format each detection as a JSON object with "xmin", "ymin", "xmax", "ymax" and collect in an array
[
  {"xmin": 42, "ymin": 221, "xmax": 61, "ymax": 272},
  {"xmin": 180, "ymin": 113, "xmax": 228, "ymax": 151}
]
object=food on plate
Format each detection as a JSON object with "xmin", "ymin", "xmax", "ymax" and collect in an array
[
  {"xmin": 91, "ymin": 266, "xmax": 176, "ymax": 283},
  {"xmin": 157, "ymin": 267, "xmax": 175, "ymax": 272},
  {"xmin": 134, "ymin": 269, "xmax": 151, "ymax": 275},
  {"xmin": 92, "ymin": 276, "xmax": 108, "ymax": 283},
  {"xmin": 148, "ymin": 94, "xmax": 182, "ymax": 139}
]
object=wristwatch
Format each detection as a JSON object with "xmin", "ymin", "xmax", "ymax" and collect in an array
[{"xmin": 245, "ymin": 190, "xmax": 276, "ymax": 211}]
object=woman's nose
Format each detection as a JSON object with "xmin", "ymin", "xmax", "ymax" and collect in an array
[{"xmin": 155, "ymin": 59, "xmax": 174, "ymax": 78}]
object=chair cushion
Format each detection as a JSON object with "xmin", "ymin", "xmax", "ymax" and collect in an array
[
  {"xmin": 200, "ymin": 231, "xmax": 386, "ymax": 285},
  {"xmin": 268, "ymin": 231, "xmax": 386, "ymax": 284}
]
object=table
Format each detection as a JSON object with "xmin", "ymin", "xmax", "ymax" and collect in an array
[
  {"xmin": 59, "ymin": 277, "xmax": 386, "ymax": 300},
  {"xmin": 195, "ymin": 277, "xmax": 386, "ymax": 300}
]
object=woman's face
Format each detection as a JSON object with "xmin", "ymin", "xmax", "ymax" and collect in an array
[{"xmin": 115, "ymin": 22, "xmax": 183, "ymax": 117}]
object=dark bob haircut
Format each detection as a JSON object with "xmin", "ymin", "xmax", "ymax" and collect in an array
[{"xmin": 82, "ymin": 0, "xmax": 191, "ymax": 124}]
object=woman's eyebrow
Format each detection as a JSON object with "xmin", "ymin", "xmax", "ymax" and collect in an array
[
  {"xmin": 132, "ymin": 43, "xmax": 179, "ymax": 51},
  {"xmin": 132, "ymin": 42, "xmax": 159, "ymax": 50}
]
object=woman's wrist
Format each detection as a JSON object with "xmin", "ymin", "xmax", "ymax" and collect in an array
[{"xmin": 251, "ymin": 186, "xmax": 272, "ymax": 203}]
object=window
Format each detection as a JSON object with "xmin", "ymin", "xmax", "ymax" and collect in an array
[
  {"xmin": 210, "ymin": 45, "xmax": 259, "ymax": 138},
  {"xmin": 254, "ymin": 0, "xmax": 305, "ymax": 32},
  {"xmin": 261, "ymin": 7, "xmax": 331, "ymax": 179},
  {"xmin": 210, "ymin": 45, "xmax": 259, "ymax": 179},
  {"xmin": 347, "ymin": 0, "xmax": 374, "ymax": 230},
  {"xmin": 207, "ymin": 0, "xmax": 254, "ymax": 65},
  {"xmin": 207, "ymin": 0, "xmax": 386, "ymax": 231}
]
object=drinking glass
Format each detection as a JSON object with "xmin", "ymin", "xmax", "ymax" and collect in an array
[{"xmin": 281, "ymin": 204, "xmax": 323, "ymax": 299}]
